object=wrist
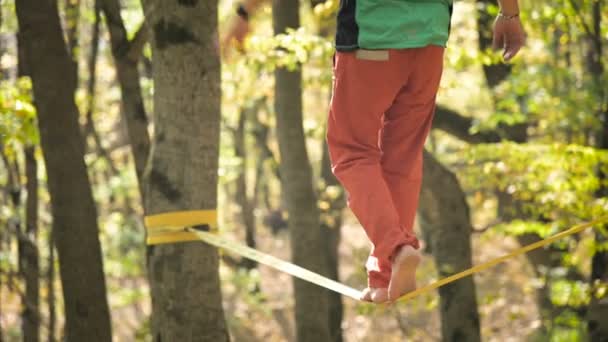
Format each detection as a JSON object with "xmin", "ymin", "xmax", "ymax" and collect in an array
[
  {"xmin": 498, "ymin": 12, "xmax": 519, "ymax": 20},
  {"xmin": 498, "ymin": 0, "xmax": 519, "ymax": 17}
]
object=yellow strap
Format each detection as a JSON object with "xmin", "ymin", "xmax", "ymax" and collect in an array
[
  {"xmin": 187, "ymin": 228, "xmax": 362, "ymax": 300},
  {"xmin": 396, "ymin": 214, "xmax": 608, "ymax": 303},
  {"xmin": 144, "ymin": 210, "xmax": 608, "ymax": 303},
  {"xmin": 145, "ymin": 210, "xmax": 217, "ymax": 245}
]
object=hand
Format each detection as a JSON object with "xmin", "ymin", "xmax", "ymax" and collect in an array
[
  {"xmin": 222, "ymin": 16, "xmax": 250, "ymax": 56},
  {"xmin": 492, "ymin": 14, "xmax": 526, "ymax": 61}
]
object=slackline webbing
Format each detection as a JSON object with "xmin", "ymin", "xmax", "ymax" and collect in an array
[
  {"xmin": 145, "ymin": 211, "xmax": 608, "ymax": 303},
  {"xmin": 396, "ymin": 214, "xmax": 608, "ymax": 303},
  {"xmin": 188, "ymin": 228, "xmax": 362, "ymax": 300}
]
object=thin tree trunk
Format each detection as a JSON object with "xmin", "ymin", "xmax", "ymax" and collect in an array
[
  {"xmin": 272, "ymin": 1, "xmax": 332, "ymax": 341},
  {"xmin": 84, "ymin": 1, "xmax": 118, "ymax": 175},
  {"xmin": 141, "ymin": 1, "xmax": 229, "ymax": 340},
  {"xmin": 15, "ymin": 1, "xmax": 112, "ymax": 341},
  {"xmin": 418, "ymin": 150, "xmax": 481, "ymax": 342},
  {"xmin": 21, "ymin": 146, "xmax": 39, "ymax": 342},
  {"xmin": 315, "ymin": 3, "xmax": 344, "ymax": 338},
  {"xmin": 0, "ymin": 277, "xmax": 3, "ymax": 342},
  {"xmin": 47, "ymin": 233, "xmax": 56, "ymax": 342},
  {"xmin": 0, "ymin": 145, "xmax": 9, "ymax": 342},
  {"xmin": 100, "ymin": 0, "xmax": 150, "ymax": 193},
  {"xmin": 65, "ymin": 0, "xmax": 80, "ymax": 59},
  {"xmin": 587, "ymin": 0, "xmax": 607, "ymax": 339},
  {"xmin": 16, "ymin": 22, "xmax": 39, "ymax": 342},
  {"xmin": 320, "ymin": 140, "xmax": 344, "ymax": 342},
  {"xmin": 235, "ymin": 106, "xmax": 258, "ymax": 271}
]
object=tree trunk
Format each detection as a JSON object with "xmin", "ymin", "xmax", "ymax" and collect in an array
[
  {"xmin": 47, "ymin": 234, "xmax": 56, "ymax": 342},
  {"xmin": 587, "ymin": 1, "xmax": 607, "ymax": 339},
  {"xmin": 272, "ymin": 1, "xmax": 332, "ymax": 341},
  {"xmin": 315, "ymin": 3, "xmax": 344, "ymax": 338},
  {"xmin": 0, "ymin": 144, "xmax": 18, "ymax": 342},
  {"xmin": 235, "ymin": 106, "xmax": 258, "ymax": 271},
  {"xmin": 15, "ymin": 1, "xmax": 112, "ymax": 341},
  {"xmin": 100, "ymin": 0, "xmax": 150, "ymax": 192},
  {"xmin": 320, "ymin": 140, "xmax": 344, "ymax": 342},
  {"xmin": 141, "ymin": 1, "xmax": 229, "ymax": 340},
  {"xmin": 21, "ymin": 146, "xmax": 39, "ymax": 342},
  {"xmin": 65, "ymin": 0, "xmax": 80, "ymax": 60},
  {"xmin": 85, "ymin": 1, "xmax": 119, "ymax": 175},
  {"xmin": 418, "ymin": 151, "xmax": 481, "ymax": 342}
]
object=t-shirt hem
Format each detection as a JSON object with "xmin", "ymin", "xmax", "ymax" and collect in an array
[{"xmin": 336, "ymin": 40, "xmax": 447, "ymax": 52}]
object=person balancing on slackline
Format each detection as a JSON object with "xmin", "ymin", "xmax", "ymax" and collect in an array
[{"xmin": 224, "ymin": 0, "xmax": 525, "ymax": 303}]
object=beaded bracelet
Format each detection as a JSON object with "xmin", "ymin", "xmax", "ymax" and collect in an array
[{"xmin": 498, "ymin": 12, "xmax": 520, "ymax": 20}]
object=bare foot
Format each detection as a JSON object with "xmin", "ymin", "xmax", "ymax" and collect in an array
[
  {"xmin": 360, "ymin": 287, "xmax": 389, "ymax": 303},
  {"xmin": 388, "ymin": 245, "xmax": 421, "ymax": 302}
]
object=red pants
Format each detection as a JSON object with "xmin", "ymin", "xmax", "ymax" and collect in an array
[{"xmin": 327, "ymin": 46, "xmax": 444, "ymax": 288}]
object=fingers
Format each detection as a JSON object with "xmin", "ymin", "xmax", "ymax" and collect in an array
[
  {"xmin": 492, "ymin": 27, "xmax": 504, "ymax": 51},
  {"xmin": 503, "ymin": 29, "xmax": 525, "ymax": 61},
  {"xmin": 503, "ymin": 35, "xmax": 521, "ymax": 61},
  {"xmin": 492, "ymin": 18, "xmax": 526, "ymax": 62}
]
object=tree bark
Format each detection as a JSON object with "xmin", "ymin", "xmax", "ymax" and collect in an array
[
  {"xmin": 419, "ymin": 151, "xmax": 481, "ymax": 342},
  {"xmin": 15, "ymin": 1, "xmax": 112, "ymax": 341},
  {"xmin": 320, "ymin": 139, "xmax": 344, "ymax": 342},
  {"xmin": 21, "ymin": 146, "xmax": 39, "ymax": 342},
  {"xmin": 315, "ymin": 3, "xmax": 345, "ymax": 338},
  {"xmin": 586, "ymin": 0, "xmax": 607, "ymax": 339},
  {"xmin": 85, "ymin": 1, "xmax": 119, "ymax": 175},
  {"xmin": 100, "ymin": 0, "xmax": 150, "ymax": 192},
  {"xmin": 272, "ymin": 1, "xmax": 332, "ymax": 341},
  {"xmin": 65, "ymin": 0, "xmax": 80, "ymax": 60},
  {"xmin": 47, "ymin": 233, "xmax": 56, "ymax": 342},
  {"xmin": 235, "ymin": 106, "xmax": 258, "ymax": 271},
  {"xmin": 141, "ymin": 1, "xmax": 229, "ymax": 340}
]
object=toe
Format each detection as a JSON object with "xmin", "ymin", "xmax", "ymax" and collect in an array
[
  {"xmin": 371, "ymin": 288, "xmax": 389, "ymax": 303},
  {"xmin": 360, "ymin": 288, "xmax": 373, "ymax": 302}
]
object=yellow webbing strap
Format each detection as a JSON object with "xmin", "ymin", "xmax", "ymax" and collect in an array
[
  {"xmin": 145, "ymin": 211, "xmax": 608, "ymax": 303},
  {"xmin": 144, "ymin": 210, "xmax": 361, "ymax": 299},
  {"xmin": 396, "ymin": 214, "xmax": 608, "ymax": 303},
  {"xmin": 145, "ymin": 210, "xmax": 217, "ymax": 245},
  {"xmin": 188, "ymin": 228, "xmax": 362, "ymax": 300}
]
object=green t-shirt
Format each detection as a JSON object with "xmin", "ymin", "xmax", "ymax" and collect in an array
[{"xmin": 335, "ymin": 0, "xmax": 453, "ymax": 51}]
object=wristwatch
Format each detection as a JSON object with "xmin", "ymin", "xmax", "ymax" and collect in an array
[{"xmin": 237, "ymin": 4, "xmax": 249, "ymax": 21}]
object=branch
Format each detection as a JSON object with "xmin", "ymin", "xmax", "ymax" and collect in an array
[
  {"xmin": 84, "ymin": 5, "xmax": 119, "ymax": 175},
  {"xmin": 433, "ymin": 106, "xmax": 501, "ymax": 144},
  {"xmin": 126, "ymin": 20, "xmax": 148, "ymax": 63},
  {"xmin": 566, "ymin": 0, "xmax": 593, "ymax": 37},
  {"xmin": 433, "ymin": 105, "xmax": 528, "ymax": 144},
  {"xmin": 99, "ymin": 0, "xmax": 130, "ymax": 59}
]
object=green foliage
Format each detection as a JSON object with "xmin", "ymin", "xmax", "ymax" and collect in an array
[
  {"xmin": 551, "ymin": 279, "xmax": 590, "ymax": 307},
  {"xmin": 463, "ymin": 142, "xmax": 608, "ymax": 221},
  {"xmin": 229, "ymin": 268, "xmax": 268, "ymax": 311},
  {"xmin": 223, "ymin": 27, "xmax": 333, "ymax": 108},
  {"xmin": 0, "ymin": 77, "xmax": 38, "ymax": 151}
]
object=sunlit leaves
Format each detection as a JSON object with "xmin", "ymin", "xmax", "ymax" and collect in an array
[
  {"xmin": 312, "ymin": 0, "xmax": 339, "ymax": 20},
  {"xmin": 551, "ymin": 279, "xmax": 591, "ymax": 307},
  {"xmin": 463, "ymin": 142, "xmax": 608, "ymax": 220},
  {"xmin": 0, "ymin": 77, "xmax": 38, "ymax": 157},
  {"xmin": 244, "ymin": 27, "xmax": 334, "ymax": 72}
]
